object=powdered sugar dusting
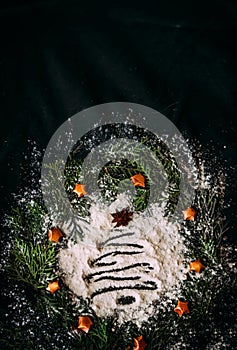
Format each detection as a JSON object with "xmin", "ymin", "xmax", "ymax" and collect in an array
[{"xmin": 58, "ymin": 194, "xmax": 187, "ymax": 325}]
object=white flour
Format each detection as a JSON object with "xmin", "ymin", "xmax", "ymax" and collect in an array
[{"xmin": 58, "ymin": 194, "xmax": 187, "ymax": 325}]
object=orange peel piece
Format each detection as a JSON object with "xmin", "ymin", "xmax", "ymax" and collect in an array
[
  {"xmin": 131, "ymin": 173, "xmax": 146, "ymax": 188},
  {"xmin": 48, "ymin": 227, "xmax": 63, "ymax": 243},
  {"xmin": 73, "ymin": 183, "xmax": 87, "ymax": 197},
  {"xmin": 174, "ymin": 300, "xmax": 190, "ymax": 317},
  {"xmin": 47, "ymin": 280, "xmax": 60, "ymax": 294},
  {"xmin": 182, "ymin": 207, "xmax": 196, "ymax": 221},
  {"xmin": 133, "ymin": 335, "xmax": 147, "ymax": 350},
  {"xmin": 77, "ymin": 316, "xmax": 93, "ymax": 333},
  {"xmin": 189, "ymin": 258, "xmax": 205, "ymax": 273}
]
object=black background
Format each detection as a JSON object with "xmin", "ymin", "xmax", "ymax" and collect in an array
[{"xmin": 0, "ymin": 0, "xmax": 236, "ymax": 241}]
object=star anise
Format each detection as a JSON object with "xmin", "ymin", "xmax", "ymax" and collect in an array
[{"xmin": 111, "ymin": 208, "xmax": 133, "ymax": 227}]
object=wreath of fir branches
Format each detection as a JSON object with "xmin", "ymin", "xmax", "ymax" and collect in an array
[{"xmin": 0, "ymin": 138, "xmax": 236, "ymax": 350}]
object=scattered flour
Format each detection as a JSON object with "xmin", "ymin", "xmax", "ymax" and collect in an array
[{"xmin": 58, "ymin": 194, "xmax": 187, "ymax": 325}]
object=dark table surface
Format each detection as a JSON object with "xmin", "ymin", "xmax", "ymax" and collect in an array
[{"xmin": 0, "ymin": 0, "xmax": 236, "ymax": 241}]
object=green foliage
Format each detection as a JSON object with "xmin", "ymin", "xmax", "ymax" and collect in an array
[
  {"xmin": 8, "ymin": 239, "xmax": 57, "ymax": 289},
  {"xmin": 3, "ymin": 141, "xmax": 236, "ymax": 349},
  {"xmin": 182, "ymin": 181, "xmax": 227, "ymax": 266},
  {"xmin": 64, "ymin": 157, "xmax": 92, "ymax": 218},
  {"xmin": 38, "ymin": 286, "xmax": 79, "ymax": 329},
  {"xmin": 7, "ymin": 200, "xmax": 47, "ymax": 243},
  {"xmin": 97, "ymin": 159, "xmax": 150, "ymax": 211},
  {"xmin": 194, "ymin": 187, "xmax": 226, "ymax": 247},
  {"xmin": 76, "ymin": 319, "xmax": 112, "ymax": 350},
  {"xmin": 141, "ymin": 307, "xmax": 174, "ymax": 349},
  {"xmin": 0, "ymin": 321, "xmax": 34, "ymax": 350},
  {"xmin": 64, "ymin": 149, "xmax": 180, "ymax": 214},
  {"xmin": 74, "ymin": 318, "xmax": 137, "ymax": 350}
]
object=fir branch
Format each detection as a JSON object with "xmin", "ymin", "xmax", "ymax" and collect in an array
[
  {"xmin": 6, "ymin": 200, "xmax": 48, "ymax": 243},
  {"xmin": 8, "ymin": 239, "xmax": 57, "ymax": 289},
  {"xmin": 2, "ymin": 139, "xmax": 236, "ymax": 349},
  {"xmin": 38, "ymin": 286, "xmax": 79, "ymax": 329},
  {"xmin": 0, "ymin": 321, "xmax": 33, "ymax": 350}
]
